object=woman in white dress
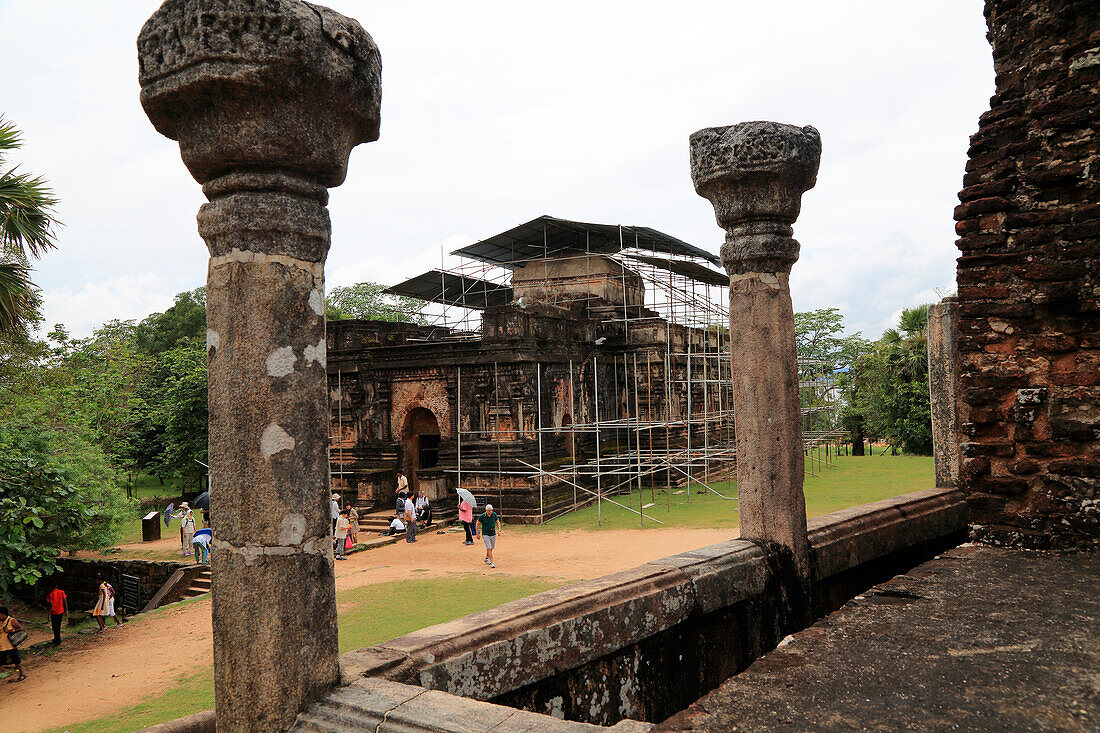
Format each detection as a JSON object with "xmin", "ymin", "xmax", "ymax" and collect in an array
[{"xmin": 92, "ymin": 576, "xmax": 122, "ymax": 631}]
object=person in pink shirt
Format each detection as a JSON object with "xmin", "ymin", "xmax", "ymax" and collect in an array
[{"xmin": 458, "ymin": 498, "xmax": 474, "ymax": 546}]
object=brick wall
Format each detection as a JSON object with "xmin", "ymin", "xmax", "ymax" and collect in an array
[{"xmin": 954, "ymin": 0, "xmax": 1099, "ymax": 550}]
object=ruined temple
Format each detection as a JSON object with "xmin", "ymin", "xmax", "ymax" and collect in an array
[
  {"xmin": 952, "ymin": 0, "xmax": 1098, "ymax": 551},
  {"xmin": 326, "ymin": 216, "xmax": 736, "ymax": 524}
]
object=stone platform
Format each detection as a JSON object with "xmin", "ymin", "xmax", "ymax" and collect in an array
[{"xmin": 657, "ymin": 544, "xmax": 1100, "ymax": 732}]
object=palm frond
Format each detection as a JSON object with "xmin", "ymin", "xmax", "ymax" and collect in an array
[
  {"xmin": 0, "ymin": 116, "xmax": 61, "ymax": 259},
  {"xmin": 0, "ymin": 260, "xmax": 40, "ymax": 337},
  {"xmin": 0, "ymin": 117, "xmax": 21, "ymax": 154},
  {"xmin": 0, "ymin": 167, "xmax": 60, "ymax": 258}
]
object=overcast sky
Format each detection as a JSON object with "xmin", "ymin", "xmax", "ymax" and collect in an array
[{"xmin": 2, "ymin": 1, "xmax": 993, "ymax": 340}]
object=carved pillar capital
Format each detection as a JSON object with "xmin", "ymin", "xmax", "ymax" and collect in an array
[
  {"xmin": 138, "ymin": 0, "xmax": 381, "ymax": 262},
  {"xmin": 689, "ymin": 121, "xmax": 820, "ymax": 275}
]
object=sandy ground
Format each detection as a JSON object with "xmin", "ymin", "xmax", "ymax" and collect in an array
[{"xmin": 3, "ymin": 525, "xmax": 736, "ymax": 733}]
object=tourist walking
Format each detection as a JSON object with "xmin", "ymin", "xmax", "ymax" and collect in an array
[
  {"xmin": 416, "ymin": 490, "xmax": 432, "ymax": 528},
  {"xmin": 192, "ymin": 527, "xmax": 213, "ymax": 564},
  {"xmin": 46, "ymin": 582, "xmax": 67, "ymax": 645},
  {"xmin": 348, "ymin": 505, "xmax": 360, "ymax": 545},
  {"xmin": 475, "ymin": 504, "xmax": 503, "ymax": 568},
  {"xmin": 404, "ymin": 491, "xmax": 418, "ymax": 543},
  {"xmin": 334, "ymin": 508, "xmax": 350, "ymax": 560},
  {"xmin": 0, "ymin": 606, "xmax": 26, "ymax": 683},
  {"xmin": 92, "ymin": 575, "xmax": 123, "ymax": 631},
  {"xmin": 173, "ymin": 503, "xmax": 196, "ymax": 556},
  {"xmin": 330, "ymin": 493, "xmax": 341, "ymax": 535},
  {"xmin": 458, "ymin": 497, "xmax": 474, "ymax": 545}
]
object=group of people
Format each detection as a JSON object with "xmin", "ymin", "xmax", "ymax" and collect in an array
[
  {"xmin": 0, "ymin": 574, "xmax": 122, "ymax": 684},
  {"xmin": 172, "ymin": 502, "xmax": 212, "ymax": 562},
  {"xmin": 392, "ymin": 472, "xmax": 503, "ymax": 569},
  {"xmin": 390, "ymin": 472, "xmax": 434, "ymax": 543}
]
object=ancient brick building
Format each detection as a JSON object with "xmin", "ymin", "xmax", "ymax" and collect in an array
[
  {"xmin": 954, "ymin": 0, "xmax": 1099, "ymax": 549},
  {"xmin": 326, "ymin": 217, "xmax": 736, "ymax": 523}
]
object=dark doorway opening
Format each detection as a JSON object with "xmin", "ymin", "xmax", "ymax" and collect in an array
[{"xmin": 401, "ymin": 407, "xmax": 441, "ymax": 492}]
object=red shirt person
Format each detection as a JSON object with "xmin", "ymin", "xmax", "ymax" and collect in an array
[{"xmin": 46, "ymin": 585, "xmax": 67, "ymax": 645}]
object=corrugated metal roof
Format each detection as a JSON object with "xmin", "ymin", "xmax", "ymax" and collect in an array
[
  {"xmin": 451, "ymin": 215, "xmax": 721, "ymax": 269},
  {"xmin": 620, "ymin": 253, "xmax": 729, "ymax": 287},
  {"xmin": 384, "ymin": 270, "xmax": 513, "ymax": 310}
]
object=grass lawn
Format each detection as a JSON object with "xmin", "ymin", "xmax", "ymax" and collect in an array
[
  {"xmin": 520, "ymin": 454, "xmax": 934, "ymax": 532},
  {"xmin": 129, "ymin": 474, "xmax": 197, "ymax": 500},
  {"xmin": 43, "ymin": 575, "xmax": 561, "ymax": 733}
]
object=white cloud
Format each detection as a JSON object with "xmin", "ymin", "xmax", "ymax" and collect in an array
[
  {"xmin": 2, "ymin": 1, "xmax": 994, "ymax": 340},
  {"xmin": 41, "ymin": 274, "xmax": 177, "ymax": 336}
]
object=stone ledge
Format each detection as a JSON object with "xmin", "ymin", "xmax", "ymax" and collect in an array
[
  {"xmin": 289, "ymin": 677, "xmax": 653, "ymax": 732},
  {"xmin": 347, "ymin": 489, "xmax": 966, "ymax": 703},
  {"xmin": 808, "ymin": 488, "xmax": 967, "ymax": 580}
]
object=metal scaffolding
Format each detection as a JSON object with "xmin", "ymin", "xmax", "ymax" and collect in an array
[{"xmin": 385, "ymin": 217, "xmax": 845, "ymax": 524}]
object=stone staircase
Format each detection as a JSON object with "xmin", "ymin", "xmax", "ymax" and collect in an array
[
  {"xmin": 142, "ymin": 565, "xmax": 211, "ymax": 612},
  {"xmin": 178, "ymin": 567, "xmax": 211, "ymax": 600},
  {"xmin": 356, "ymin": 508, "xmax": 399, "ymax": 534}
]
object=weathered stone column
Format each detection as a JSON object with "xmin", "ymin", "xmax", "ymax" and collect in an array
[
  {"xmin": 689, "ymin": 121, "xmax": 820, "ymax": 585},
  {"xmin": 138, "ymin": 3, "xmax": 381, "ymax": 731},
  {"xmin": 927, "ymin": 296, "xmax": 960, "ymax": 488}
]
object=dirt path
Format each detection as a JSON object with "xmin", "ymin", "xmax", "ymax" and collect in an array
[{"xmin": 3, "ymin": 526, "xmax": 736, "ymax": 733}]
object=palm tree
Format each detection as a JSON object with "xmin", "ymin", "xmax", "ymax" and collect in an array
[
  {"xmin": 878, "ymin": 305, "xmax": 929, "ymax": 379},
  {"xmin": 0, "ymin": 116, "xmax": 59, "ymax": 336}
]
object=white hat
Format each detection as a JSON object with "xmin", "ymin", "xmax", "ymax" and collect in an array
[
  {"xmin": 486, "ymin": 504, "xmax": 493, "ymax": 511},
  {"xmin": 332, "ymin": 494, "xmax": 340, "ymax": 500},
  {"xmin": 181, "ymin": 502, "xmax": 190, "ymax": 509}
]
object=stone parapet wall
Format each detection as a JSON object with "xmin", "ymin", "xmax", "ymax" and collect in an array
[
  {"xmin": 340, "ymin": 488, "xmax": 966, "ymax": 726},
  {"xmin": 953, "ymin": 0, "xmax": 1099, "ymax": 550},
  {"xmin": 38, "ymin": 557, "xmax": 190, "ymax": 613}
]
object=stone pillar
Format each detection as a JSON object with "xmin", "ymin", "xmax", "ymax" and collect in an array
[
  {"xmin": 689, "ymin": 121, "xmax": 820, "ymax": 583},
  {"xmin": 137, "ymin": 3, "xmax": 381, "ymax": 731},
  {"xmin": 927, "ymin": 297, "xmax": 960, "ymax": 488}
]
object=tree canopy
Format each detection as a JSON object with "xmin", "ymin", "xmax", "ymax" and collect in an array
[
  {"xmin": 326, "ymin": 282, "xmax": 427, "ymax": 323},
  {"xmin": 846, "ymin": 305, "xmax": 933, "ymax": 455}
]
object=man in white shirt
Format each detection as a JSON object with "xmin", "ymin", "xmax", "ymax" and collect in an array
[
  {"xmin": 403, "ymin": 493, "xmax": 418, "ymax": 543},
  {"xmin": 330, "ymin": 493, "xmax": 340, "ymax": 535},
  {"xmin": 415, "ymin": 490, "xmax": 432, "ymax": 527},
  {"xmin": 388, "ymin": 516, "xmax": 405, "ymax": 536}
]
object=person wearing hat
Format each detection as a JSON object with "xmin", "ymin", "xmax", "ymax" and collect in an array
[
  {"xmin": 172, "ymin": 503, "xmax": 196, "ymax": 556},
  {"xmin": 330, "ymin": 493, "xmax": 341, "ymax": 536},
  {"xmin": 475, "ymin": 504, "xmax": 503, "ymax": 568},
  {"xmin": 333, "ymin": 508, "xmax": 350, "ymax": 560}
]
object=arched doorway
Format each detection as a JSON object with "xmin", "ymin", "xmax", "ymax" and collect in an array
[{"xmin": 401, "ymin": 407, "xmax": 440, "ymax": 492}]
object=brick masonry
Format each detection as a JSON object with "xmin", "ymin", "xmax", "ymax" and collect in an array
[{"xmin": 954, "ymin": 0, "xmax": 1099, "ymax": 550}]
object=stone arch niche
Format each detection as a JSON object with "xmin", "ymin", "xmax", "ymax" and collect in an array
[
  {"xmin": 401, "ymin": 407, "xmax": 441, "ymax": 493},
  {"xmin": 560, "ymin": 412, "xmax": 576, "ymax": 458}
]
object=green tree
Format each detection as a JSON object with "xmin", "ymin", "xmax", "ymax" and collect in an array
[
  {"xmin": 0, "ymin": 328, "xmax": 134, "ymax": 591},
  {"xmin": 794, "ymin": 308, "xmax": 871, "ymax": 440},
  {"xmin": 112, "ymin": 289, "xmax": 209, "ymax": 484},
  {"xmin": 133, "ymin": 288, "xmax": 206, "ymax": 356},
  {"xmin": 849, "ymin": 305, "xmax": 933, "ymax": 455},
  {"xmin": 0, "ymin": 117, "xmax": 60, "ymax": 336},
  {"xmin": 326, "ymin": 282, "xmax": 427, "ymax": 323}
]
